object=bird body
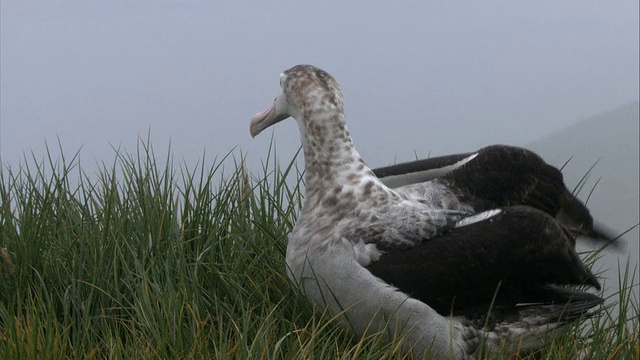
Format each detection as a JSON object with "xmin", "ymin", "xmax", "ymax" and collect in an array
[{"xmin": 250, "ymin": 64, "xmax": 606, "ymax": 359}]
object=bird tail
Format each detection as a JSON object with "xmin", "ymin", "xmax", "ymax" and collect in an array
[
  {"xmin": 467, "ymin": 286, "xmax": 603, "ymax": 356},
  {"xmin": 556, "ymin": 191, "xmax": 624, "ymax": 250}
]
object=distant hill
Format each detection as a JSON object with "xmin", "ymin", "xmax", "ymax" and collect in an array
[{"xmin": 526, "ymin": 101, "xmax": 639, "ymax": 297}]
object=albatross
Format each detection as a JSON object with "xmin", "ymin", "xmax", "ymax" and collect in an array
[{"xmin": 249, "ymin": 64, "xmax": 607, "ymax": 359}]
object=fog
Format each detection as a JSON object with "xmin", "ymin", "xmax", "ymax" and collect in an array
[
  {"xmin": 2, "ymin": 1, "xmax": 638, "ymax": 173},
  {"xmin": 2, "ymin": 0, "xmax": 639, "ymax": 301}
]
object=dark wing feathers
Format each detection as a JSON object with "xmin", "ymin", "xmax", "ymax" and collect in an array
[
  {"xmin": 374, "ymin": 145, "xmax": 618, "ymax": 245},
  {"xmin": 435, "ymin": 145, "xmax": 565, "ymax": 214},
  {"xmin": 365, "ymin": 206, "xmax": 601, "ymax": 316},
  {"xmin": 368, "ymin": 145, "xmax": 607, "ymax": 319}
]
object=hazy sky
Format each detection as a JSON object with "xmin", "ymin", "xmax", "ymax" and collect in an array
[{"xmin": 1, "ymin": 0, "xmax": 638, "ymax": 172}]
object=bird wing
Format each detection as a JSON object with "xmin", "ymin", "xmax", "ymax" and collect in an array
[
  {"xmin": 374, "ymin": 145, "xmax": 619, "ymax": 246},
  {"xmin": 362, "ymin": 205, "xmax": 600, "ymax": 315}
]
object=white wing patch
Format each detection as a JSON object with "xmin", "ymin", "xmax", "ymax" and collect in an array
[
  {"xmin": 382, "ymin": 152, "xmax": 479, "ymax": 189},
  {"xmin": 455, "ymin": 209, "xmax": 502, "ymax": 228},
  {"xmin": 350, "ymin": 239, "xmax": 382, "ymax": 266}
]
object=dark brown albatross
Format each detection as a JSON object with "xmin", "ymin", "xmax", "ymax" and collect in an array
[{"xmin": 250, "ymin": 64, "xmax": 606, "ymax": 359}]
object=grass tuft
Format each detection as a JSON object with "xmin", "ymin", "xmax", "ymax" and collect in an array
[{"xmin": 0, "ymin": 140, "xmax": 637, "ymax": 359}]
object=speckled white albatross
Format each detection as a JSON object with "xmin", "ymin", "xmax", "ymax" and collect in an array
[{"xmin": 249, "ymin": 65, "xmax": 606, "ymax": 359}]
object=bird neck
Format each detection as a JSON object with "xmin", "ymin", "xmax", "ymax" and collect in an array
[{"xmin": 297, "ymin": 111, "xmax": 382, "ymax": 203}]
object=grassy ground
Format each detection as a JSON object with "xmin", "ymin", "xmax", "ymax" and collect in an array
[{"xmin": 0, "ymin": 143, "xmax": 638, "ymax": 359}]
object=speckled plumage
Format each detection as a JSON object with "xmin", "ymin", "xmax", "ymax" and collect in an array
[{"xmin": 250, "ymin": 64, "xmax": 604, "ymax": 359}]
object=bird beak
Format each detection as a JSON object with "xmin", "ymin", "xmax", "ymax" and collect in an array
[{"xmin": 250, "ymin": 96, "xmax": 289, "ymax": 138}]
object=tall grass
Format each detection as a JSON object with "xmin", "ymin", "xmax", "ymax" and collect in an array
[{"xmin": 0, "ymin": 142, "xmax": 638, "ymax": 359}]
